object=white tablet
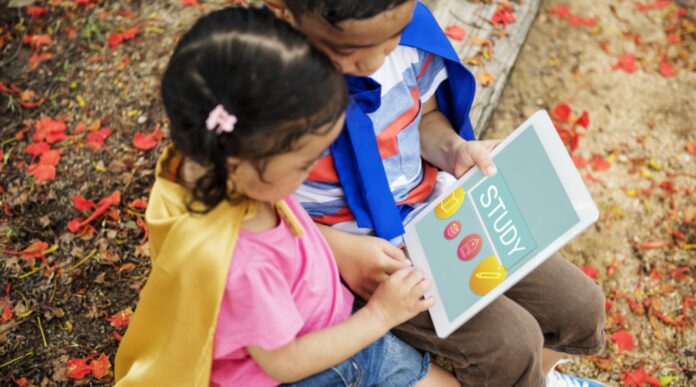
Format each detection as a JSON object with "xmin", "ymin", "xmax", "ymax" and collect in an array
[{"xmin": 404, "ymin": 110, "xmax": 599, "ymax": 338}]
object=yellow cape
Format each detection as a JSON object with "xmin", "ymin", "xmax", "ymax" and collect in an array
[{"xmin": 115, "ymin": 145, "xmax": 304, "ymax": 386}]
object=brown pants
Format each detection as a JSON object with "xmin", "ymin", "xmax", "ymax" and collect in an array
[{"xmin": 359, "ymin": 254, "xmax": 606, "ymax": 386}]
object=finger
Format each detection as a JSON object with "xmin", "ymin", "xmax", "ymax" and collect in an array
[
  {"xmin": 382, "ymin": 256, "xmax": 410, "ymax": 275},
  {"xmin": 481, "ymin": 139, "xmax": 501, "ymax": 151},
  {"xmin": 389, "ymin": 266, "xmax": 415, "ymax": 282},
  {"xmin": 411, "ymin": 278, "xmax": 433, "ymax": 298},
  {"xmin": 402, "ymin": 269, "xmax": 426, "ymax": 289},
  {"xmin": 470, "ymin": 143, "xmax": 497, "ymax": 176},
  {"xmin": 382, "ymin": 242, "xmax": 408, "ymax": 262},
  {"xmin": 415, "ymin": 296, "xmax": 435, "ymax": 312}
]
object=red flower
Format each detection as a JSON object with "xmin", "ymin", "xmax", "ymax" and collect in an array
[
  {"xmin": 109, "ymin": 307, "xmax": 133, "ymax": 329},
  {"xmin": 89, "ymin": 353, "xmax": 111, "ymax": 379},
  {"xmin": 610, "ymin": 330, "xmax": 635, "ymax": 351},
  {"xmin": 73, "ymin": 195, "xmax": 96, "ymax": 212},
  {"xmin": 66, "ymin": 357, "xmax": 92, "ymax": 380},
  {"xmin": 613, "ymin": 54, "xmax": 637, "ymax": 73},
  {"xmin": 553, "ymin": 102, "xmax": 572, "ymax": 122},
  {"xmin": 444, "ymin": 25, "xmax": 467, "ymax": 41},
  {"xmin": 133, "ymin": 128, "xmax": 165, "ymax": 151}
]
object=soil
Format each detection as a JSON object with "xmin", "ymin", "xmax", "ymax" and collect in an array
[
  {"xmin": 0, "ymin": 0, "xmax": 693, "ymax": 386},
  {"xmin": 487, "ymin": 0, "xmax": 695, "ymax": 385}
]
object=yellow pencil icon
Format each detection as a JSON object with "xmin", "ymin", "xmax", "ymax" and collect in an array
[{"xmin": 475, "ymin": 272, "xmax": 503, "ymax": 279}]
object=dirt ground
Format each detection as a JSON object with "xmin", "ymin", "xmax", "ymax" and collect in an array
[
  {"xmin": 0, "ymin": 0, "xmax": 693, "ymax": 386},
  {"xmin": 488, "ymin": 0, "xmax": 695, "ymax": 385}
]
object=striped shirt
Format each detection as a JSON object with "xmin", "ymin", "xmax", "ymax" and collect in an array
[{"xmin": 294, "ymin": 45, "xmax": 456, "ymax": 245}]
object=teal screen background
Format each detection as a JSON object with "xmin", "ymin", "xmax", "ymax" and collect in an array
[{"xmin": 413, "ymin": 126, "xmax": 580, "ymax": 321}]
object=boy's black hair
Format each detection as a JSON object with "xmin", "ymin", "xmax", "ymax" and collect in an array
[
  {"xmin": 285, "ymin": 0, "xmax": 412, "ymax": 25},
  {"xmin": 161, "ymin": 7, "xmax": 347, "ymax": 212}
]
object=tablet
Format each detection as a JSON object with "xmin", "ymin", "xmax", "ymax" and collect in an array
[{"xmin": 404, "ymin": 110, "xmax": 599, "ymax": 338}]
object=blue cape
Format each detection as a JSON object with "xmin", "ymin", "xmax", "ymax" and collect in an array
[{"xmin": 330, "ymin": 2, "xmax": 477, "ymax": 240}]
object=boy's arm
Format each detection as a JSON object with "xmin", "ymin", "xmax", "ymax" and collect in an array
[
  {"xmin": 317, "ymin": 224, "xmax": 410, "ymax": 300},
  {"xmin": 419, "ymin": 96, "xmax": 499, "ymax": 178}
]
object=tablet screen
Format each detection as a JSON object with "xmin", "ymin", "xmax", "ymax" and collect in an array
[{"xmin": 410, "ymin": 124, "xmax": 580, "ymax": 322}]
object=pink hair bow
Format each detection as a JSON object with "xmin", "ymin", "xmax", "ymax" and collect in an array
[{"xmin": 206, "ymin": 104, "xmax": 237, "ymax": 135}]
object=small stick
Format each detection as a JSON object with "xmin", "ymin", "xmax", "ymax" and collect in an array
[
  {"xmin": 37, "ymin": 317, "xmax": 48, "ymax": 348},
  {"xmin": 0, "ymin": 350, "xmax": 34, "ymax": 369},
  {"xmin": 66, "ymin": 249, "xmax": 98, "ymax": 273}
]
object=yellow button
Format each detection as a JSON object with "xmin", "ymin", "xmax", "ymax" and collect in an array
[
  {"xmin": 434, "ymin": 187, "xmax": 466, "ymax": 219},
  {"xmin": 470, "ymin": 255, "xmax": 507, "ymax": 296}
]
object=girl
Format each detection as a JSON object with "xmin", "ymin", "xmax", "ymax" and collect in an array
[{"xmin": 114, "ymin": 7, "xmax": 457, "ymax": 387}]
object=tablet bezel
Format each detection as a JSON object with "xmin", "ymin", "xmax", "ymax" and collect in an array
[{"xmin": 404, "ymin": 110, "xmax": 599, "ymax": 338}]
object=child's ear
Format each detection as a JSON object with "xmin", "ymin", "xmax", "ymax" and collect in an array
[
  {"xmin": 264, "ymin": 0, "xmax": 294, "ymax": 22},
  {"xmin": 226, "ymin": 157, "xmax": 242, "ymax": 174}
]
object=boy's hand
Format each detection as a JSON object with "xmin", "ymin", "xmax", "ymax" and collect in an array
[
  {"xmin": 366, "ymin": 267, "xmax": 435, "ymax": 330},
  {"xmin": 449, "ymin": 139, "xmax": 501, "ymax": 178},
  {"xmin": 333, "ymin": 233, "xmax": 411, "ymax": 300}
]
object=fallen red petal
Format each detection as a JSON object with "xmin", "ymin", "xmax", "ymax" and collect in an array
[
  {"xmin": 89, "ymin": 353, "xmax": 111, "ymax": 379},
  {"xmin": 610, "ymin": 329, "xmax": 635, "ymax": 351},
  {"xmin": 659, "ymin": 62, "xmax": 678, "ymax": 78},
  {"xmin": 553, "ymin": 102, "xmax": 572, "ymax": 122},
  {"xmin": 133, "ymin": 128, "xmax": 165, "ymax": 151},
  {"xmin": 66, "ymin": 357, "xmax": 92, "ymax": 380},
  {"xmin": 73, "ymin": 195, "xmax": 97, "ymax": 212},
  {"xmin": 444, "ymin": 25, "xmax": 467, "ymax": 41}
]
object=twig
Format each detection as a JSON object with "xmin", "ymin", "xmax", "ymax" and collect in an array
[
  {"xmin": 0, "ymin": 350, "xmax": 34, "ymax": 369},
  {"xmin": 66, "ymin": 249, "xmax": 98, "ymax": 273},
  {"xmin": 36, "ymin": 317, "xmax": 47, "ymax": 348},
  {"xmin": 18, "ymin": 266, "xmax": 42, "ymax": 279}
]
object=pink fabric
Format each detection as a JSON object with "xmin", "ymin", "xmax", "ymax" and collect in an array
[{"xmin": 210, "ymin": 197, "xmax": 354, "ymax": 386}]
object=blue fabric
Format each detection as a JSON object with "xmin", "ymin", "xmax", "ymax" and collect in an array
[
  {"xmin": 282, "ymin": 332, "xmax": 430, "ymax": 387},
  {"xmin": 331, "ymin": 2, "xmax": 477, "ymax": 240}
]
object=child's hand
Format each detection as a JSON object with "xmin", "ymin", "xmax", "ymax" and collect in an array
[
  {"xmin": 449, "ymin": 139, "xmax": 501, "ymax": 178},
  {"xmin": 326, "ymin": 231, "xmax": 411, "ymax": 300},
  {"xmin": 366, "ymin": 267, "xmax": 435, "ymax": 330}
]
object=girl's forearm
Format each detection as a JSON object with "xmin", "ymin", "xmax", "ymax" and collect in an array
[{"xmin": 247, "ymin": 306, "xmax": 388, "ymax": 383}]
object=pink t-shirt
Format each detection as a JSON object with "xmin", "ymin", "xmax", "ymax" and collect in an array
[{"xmin": 210, "ymin": 197, "xmax": 354, "ymax": 386}]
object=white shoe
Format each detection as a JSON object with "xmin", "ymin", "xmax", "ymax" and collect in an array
[{"xmin": 545, "ymin": 370, "xmax": 606, "ymax": 387}]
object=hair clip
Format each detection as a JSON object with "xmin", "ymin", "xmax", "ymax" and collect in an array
[{"xmin": 206, "ymin": 104, "xmax": 237, "ymax": 135}]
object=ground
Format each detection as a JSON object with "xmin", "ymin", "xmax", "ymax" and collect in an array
[{"xmin": 0, "ymin": 0, "xmax": 694, "ymax": 386}]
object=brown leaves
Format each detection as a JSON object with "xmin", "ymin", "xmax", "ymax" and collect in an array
[{"xmin": 476, "ymin": 71, "xmax": 496, "ymax": 87}]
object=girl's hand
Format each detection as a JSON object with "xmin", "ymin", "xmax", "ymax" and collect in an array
[
  {"xmin": 365, "ymin": 267, "xmax": 435, "ymax": 330},
  {"xmin": 321, "ymin": 228, "xmax": 411, "ymax": 300},
  {"xmin": 449, "ymin": 139, "xmax": 501, "ymax": 178}
]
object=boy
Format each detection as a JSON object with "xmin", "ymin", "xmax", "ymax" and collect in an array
[{"xmin": 265, "ymin": 1, "xmax": 606, "ymax": 385}]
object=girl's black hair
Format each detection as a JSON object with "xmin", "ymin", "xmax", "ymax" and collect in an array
[
  {"xmin": 285, "ymin": 0, "xmax": 412, "ymax": 25},
  {"xmin": 161, "ymin": 7, "xmax": 347, "ymax": 212}
]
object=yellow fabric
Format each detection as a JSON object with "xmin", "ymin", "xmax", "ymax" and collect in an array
[{"xmin": 115, "ymin": 145, "xmax": 304, "ymax": 386}]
